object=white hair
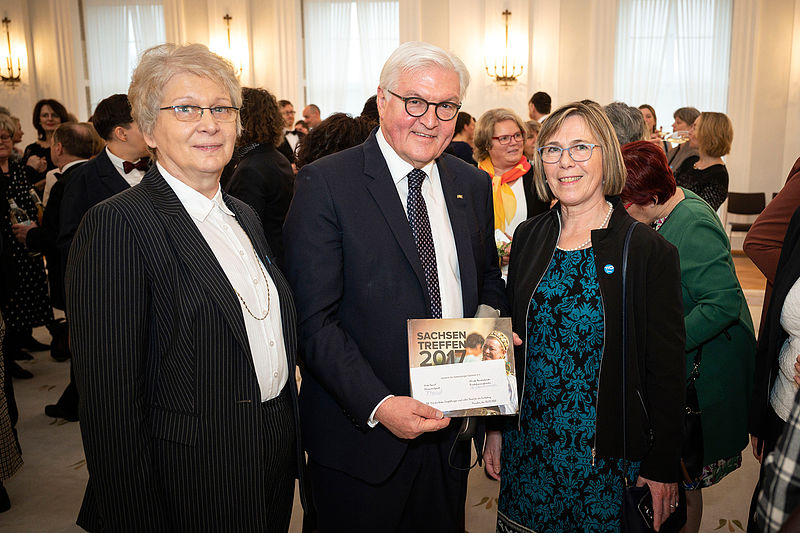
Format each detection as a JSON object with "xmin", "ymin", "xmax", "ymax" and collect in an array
[{"xmin": 379, "ymin": 41, "xmax": 470, "ymax": 101}]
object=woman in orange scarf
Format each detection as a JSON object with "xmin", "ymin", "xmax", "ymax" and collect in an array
[{"xmin": 474, "ymin": 109, "xmax": 550, "ymax": 272}]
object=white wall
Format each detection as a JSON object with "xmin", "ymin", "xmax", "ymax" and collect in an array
[{"xmin": 2, "ymin": 0, "xmax": 798, "ymax": 196}]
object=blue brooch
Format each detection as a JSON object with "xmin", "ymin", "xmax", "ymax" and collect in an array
[{"xmin": 603, "ymin": 264, "xmax": 615, "ymax": 274}]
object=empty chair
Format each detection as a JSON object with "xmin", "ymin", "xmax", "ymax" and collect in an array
[{"xmin": 726, "ymin": 192, "xmax": 766, "ymax": 238}]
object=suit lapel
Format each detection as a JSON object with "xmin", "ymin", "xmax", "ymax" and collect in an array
[
  {"xmin": 437, "ymin": 157, "xmax": 478, "ymax": 317},
  {"xmin": 97, "ymin": 150, "xmax": 133, "ymax": 195},
  {"xmin": 362, "ymin": 134, "xmax": 428, "ymax": 292},
  {"xmin": 142, "ymin": 168, "xmax": 252, "ymax": 360}
]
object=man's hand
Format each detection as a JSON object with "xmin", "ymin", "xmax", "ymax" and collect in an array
[
  {"xmin": 12, "ymin": 222, "xmax": 36, "ymax": 244},
  {"xmin": 751, "ymin": 434, "xmax": 764, "ymax": 463},
  {"xmin": 374, "ymin": 396, "xmax": 450, "ymax": 439},
  {"xmin": 483, "ymin": 429, "xmax": 502, "ymax": 480}
]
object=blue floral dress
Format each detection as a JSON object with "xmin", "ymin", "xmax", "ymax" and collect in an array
[{"xmin": 497, "ymin": 247, "xmax": 639, "ymax": 533}]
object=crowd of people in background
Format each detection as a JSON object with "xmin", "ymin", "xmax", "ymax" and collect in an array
[{"xmin": 0, "ymin": 38, "xmax": 799, "ymax": 533}]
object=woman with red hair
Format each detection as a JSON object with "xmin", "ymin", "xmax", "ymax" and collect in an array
[{"xmin": 621, "ymin": 140, "xmax": 756, "ymax": 533}]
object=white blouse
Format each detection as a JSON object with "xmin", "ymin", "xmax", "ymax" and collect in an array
[{"xmin": 770, "ymin": 276, "xmax": 800, "ymax": 421}]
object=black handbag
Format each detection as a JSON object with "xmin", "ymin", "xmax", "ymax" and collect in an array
[
  {"xmin": 620, "ymin": 222, "xmax": 686, "ymax": 533},
  {"xmin": 682, "ymin": 346, "xmax": 704, "ymax": 482}
]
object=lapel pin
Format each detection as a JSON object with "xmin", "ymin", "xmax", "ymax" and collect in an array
[
  {"xmin": 603, "ymin": 264, "xmax": 615, "ymax": 274},
  {"xmin": 456, "ymin": 194, "xmax": 463, "ymax": 199}
]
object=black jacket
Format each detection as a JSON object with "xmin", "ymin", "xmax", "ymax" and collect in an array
[
  {"xmin": 749, "ymin": 206, "xmax": 800, "ymax": 438},
  {"xmin": 225, "ymin": 143, "xmax": 294, "ymax": 265},
  {"xmin": 506, "ymin": 196, "xmax": 685, "ymax": 482}
]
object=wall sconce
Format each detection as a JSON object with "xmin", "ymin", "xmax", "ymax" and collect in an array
[
  {"xmin": 222, "ymin": 13, "xmax": 243, "ymax": 78},
  {"xmin": 484, "ymin": 10, "xmax": 524, "ymax": 87},
  {"xmin": 1, "ymin": 17, "xmax": 22, "ymax": 87}
]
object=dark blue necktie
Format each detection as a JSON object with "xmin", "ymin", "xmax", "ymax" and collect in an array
[{"xmin": 407, "ymin": 169, "xmax": 442, "ymax": 319}]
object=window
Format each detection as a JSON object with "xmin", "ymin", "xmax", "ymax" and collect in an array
[
  {"xmin": 613, "ymin": 0, "xmax": 733, "ymax": 132},
  {"xmin": 84, "ymin": 0, "xmax": 165, "ymax": 113},
  {"xmin": 303, "ymin": 0, "xmax": 399, "ymax": 117}
]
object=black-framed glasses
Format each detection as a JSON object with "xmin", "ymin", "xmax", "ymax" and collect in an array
[
  {"xmin": 159, "ymin": 105, "xmax": 240, "ymax": 123},
  {"xmin": 387, "ymin": 90, "xmax": 461, "ymax": 121},
  {"xmin": 538, "ymin": 143, "xmax": 601, "ymax": 164},
  {"xmin": 491, "ymin": 132, "xmax": 524, "ymax": 145}
]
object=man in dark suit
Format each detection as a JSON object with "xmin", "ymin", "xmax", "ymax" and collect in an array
[
  {"xmin": 283, "ymin": 41, "xmax": 507, "ymax": 531},
  {"xmin": 45, "ymin": 94, "xmax": 149, "ymax": 422}
]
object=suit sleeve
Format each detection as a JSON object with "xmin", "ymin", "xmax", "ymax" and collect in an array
[
  {"xmin": 66, "ymin": 203, "xmax": 168, "ymax": 530},
  {"xmin": 283, "ymin": 166, "xmax": 392, "ymax": 425},
  {"xmin": 58, "ymin": 168, "xmax": 90, "ymax": 276},
  {"xmin": 744, "ymin": 171, "xmax": 800, "ymax": 283},
  {"xmin": 640, "ymin": 236, "xmax": 686, "ymax": 482}
]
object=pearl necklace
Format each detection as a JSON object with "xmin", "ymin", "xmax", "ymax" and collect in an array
[
  {"xmin": 233, "ymin": 240, "xmax": 271, "ymax": 320},
  {"xmin": 558, "ymin": 201, "xmax": 614, "ymax": 251}
]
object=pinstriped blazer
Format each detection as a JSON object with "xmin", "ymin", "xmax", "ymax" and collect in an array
[{"xmin": 66, "ymin": 167, "xmax": 303, "ymax": 532}]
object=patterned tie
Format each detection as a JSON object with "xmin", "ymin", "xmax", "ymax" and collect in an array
[{"xmin": 406, "ymin": 168, "xmax": 442, "ymax": 318}]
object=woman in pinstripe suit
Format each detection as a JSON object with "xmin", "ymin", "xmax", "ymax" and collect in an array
[{"xmin": 66, "ymin": 43, "xmax": 304, "ymax": 532}]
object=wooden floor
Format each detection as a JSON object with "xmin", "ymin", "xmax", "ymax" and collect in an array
[{"xmin": 733, "ymin": 253, "xmax": 767, "ymax": 291}]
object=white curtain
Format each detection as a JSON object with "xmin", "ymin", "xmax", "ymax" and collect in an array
[
  {"xmin": 304, "ymin": 0, "xmax": 399, "ymax": 117},
  {"xmin": 84, "ymin": 0, "xmax": 165, "ymax": 113},
  {"xmin": 613, "ymin": 0, "xmax": 732, "ymax": 132}
]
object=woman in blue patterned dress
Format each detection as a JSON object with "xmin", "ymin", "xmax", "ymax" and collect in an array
[{"xmin": 483, "ymin": 101, "xmax": 686, "ymax": 532}]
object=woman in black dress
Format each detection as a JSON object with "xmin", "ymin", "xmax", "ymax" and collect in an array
[
  {"xmin": 21, "ymin": 99, "xmax": 70, "ymax": 191},
  {"xmin": 0, "ymin": 114, "xmax": 53, "ymax": 375},
  {"xmin": 673, "ymin": 112, "xmax": 732, "ymax": 211}
]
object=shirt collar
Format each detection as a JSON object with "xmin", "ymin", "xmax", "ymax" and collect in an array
[
  {"xmin": 61, "ymin": 159, "xmax": 87, "ymax": 173},
  {"xmin": 157, "ymin": 162, "xmax": 234, "ymax": 222},
  {"xmin": 376, "ymin": 128, "xmax": 436, "ymax": 185}
]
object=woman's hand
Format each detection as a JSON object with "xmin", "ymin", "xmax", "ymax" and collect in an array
[
  {"xmin": 635, "ymin": 476, "xmax": 678, "ymax": 532},
  {"xmin": 483, "ymin": 429, "xmax": 502, "ymax": 480},
  {"xmin": 26, "ymin": 155, "xmax": 46, "ymax": 173}
]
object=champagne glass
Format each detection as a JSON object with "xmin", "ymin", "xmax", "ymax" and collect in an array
[{"xmin": 663, "ymin": 130, "xmax": 690, "ymax": 144}]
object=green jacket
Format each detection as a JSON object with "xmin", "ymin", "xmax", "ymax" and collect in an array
[{"xmin": 659, "ymin": 188, "xmax": 756, "ymax": 465}]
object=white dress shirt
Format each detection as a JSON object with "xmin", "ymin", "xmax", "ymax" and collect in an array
[
  {"xmin": 159, "ymin": 163, "xmax": 289, "ymax": 401},
  {"xmin": 106, "ymin": 147, "xmax": 146, "ymax": 188},
  {"xmin": 368, "ymin": 130, "xmax": 464, "ymax": 426},
  {"xmin": 376, "ymin": 128, "xmax": 464, "ymax": 319}
]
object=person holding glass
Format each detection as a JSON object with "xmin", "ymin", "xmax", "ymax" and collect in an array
[
  {"xmin": 473, "ymin": 108, "xmax": 549, "ymax": 270},
  {"xmin": 67, "ymin": 43, "xmax": 303, "ymax": 531},
  {"xmin": 666, "ymin": 106, "xmax": 700, "ymax": 172},
  {"xmin": 483, "ymin": 101, "xmax": 685, "ymax": 532},
  {"xmin": 621, "ymin": 140, "xmax": 756, "ymax": 533}
]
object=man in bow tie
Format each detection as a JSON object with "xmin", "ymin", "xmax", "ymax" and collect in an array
[
  {"xmin": 284, "ymin": 41, "xmax": 507, "ymax": 531},
  {"xmin": 45, "ymin": 94, "xmax": 149, "ymax": 423}
]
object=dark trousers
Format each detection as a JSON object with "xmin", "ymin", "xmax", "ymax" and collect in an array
[
  {"xmin": 309, "ymin": 431, "xmax": 470, "ymax": 533},
  {"xmin": 748, "ymin": 404, "xmax": 786, "ymax": 533},
  {"xmin": 260, "ymin": 387, "xmax": 297, "ymax": 533}
]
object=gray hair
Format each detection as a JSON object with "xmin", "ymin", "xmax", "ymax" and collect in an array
[
  {"xmin": 603, "ymin": 102, "xmax": 648, "ymax": 146},
  {"xmin": 0, "ymin": 113, "xmax": 17, "ymax": 137},
  {"xmin": 128, "ymin": 43, "xmax": 242, "ymax": 138},
  {"xmin": 379, "ymin": 41, "xmax": 470, "ymax": 101}
]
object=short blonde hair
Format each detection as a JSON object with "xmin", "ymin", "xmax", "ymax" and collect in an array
[
  {"xmin": 695, "ymin": 112, "xmax": 733, "ymax": 157},
  {"xmin": 128, "ymin": 43, "xmax": 242, "ymax": 138},
  {"xmin": 532, "ymin": 101, "xmax": 626, "ymax": 202},
  {"xmin": 473, "ymin": 108, "xmax": 527, "ymax": 162}
]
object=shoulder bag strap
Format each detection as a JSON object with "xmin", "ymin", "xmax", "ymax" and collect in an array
[{"xmin": 621, "ymin": 221, "xmax": 639, "ymax": 486}]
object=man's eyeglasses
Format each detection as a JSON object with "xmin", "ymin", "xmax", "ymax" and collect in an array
[
  {"xmin": 491, "ymin": 132, "xmax": 524, "ymax": 145},
  {"xmin": 538, "ymin": 143, "xmax": 600, "ymax": 164},
  {"xmin": 159, "ymin": 105, "xmax": 240, "ymax": 123},
  {"xmin": 387, "ymin": 90, "xmax": 461, "ymax": 121}
]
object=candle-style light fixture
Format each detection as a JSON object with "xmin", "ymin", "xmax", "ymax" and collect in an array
[
  {"xmin": 1, "ymin": 17, "xmax": 22, "ymax": 87},
  {"xmin": 222, "ymin": 13, "xmax": 242, "ymax": 77},
  {"xmin": 485, "ymin": 10, "xmax": 524, "ymax": 87}
]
